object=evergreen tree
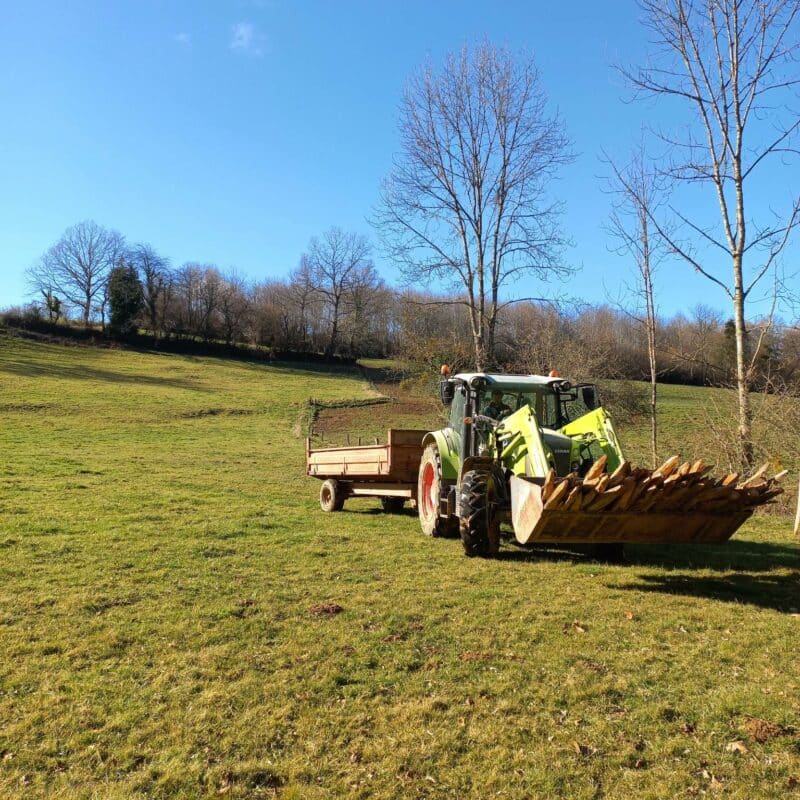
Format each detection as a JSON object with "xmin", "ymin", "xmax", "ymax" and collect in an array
[{"xmin": 108, "ymin": 262, "xmax": 143, "ymax": 338}]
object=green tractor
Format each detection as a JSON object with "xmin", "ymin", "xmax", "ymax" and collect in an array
[
  {"xmin": 418, "ymin": 369, "xmax": 625, "ymax": 556},
  {"xmin": 417, "ymin": 369, "xmax": 757, "ymax": 557}
]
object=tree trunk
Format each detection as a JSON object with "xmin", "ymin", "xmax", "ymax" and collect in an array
[
  {"xmin": 732, "ymin": 255, "xmax": 754, "ymax": 472},
  {"xmin": 650, "ymin": 340, "xmax": 658, "ymax": 469},
  {"xmin": 473, "ymin": 329, "xmax": 485, "ymax": 372},
  {"xmin": 326, "ymin": 296, "xmax": 340, "ymax": 359},
  {"xmin": 641, "ymin": 216, "xmax": 658, "ymax": 468},
  {"xmin": 647, "ymin": 319, "xmax": 657, "ymax": 468}
]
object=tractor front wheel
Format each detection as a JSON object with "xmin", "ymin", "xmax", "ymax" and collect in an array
[{"xmin": 459, "ymin": 469, "xmax": 501, "ymax": 558}]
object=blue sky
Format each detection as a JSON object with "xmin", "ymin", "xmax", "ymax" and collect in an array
[{"xmin": 1, "ymin": 0, "xmax": 797, "ymax": 318}]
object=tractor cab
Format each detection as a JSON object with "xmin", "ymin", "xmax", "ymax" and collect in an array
[{"xmin": 439, "ymin": 371, "xmax": 611, "ymax": 477}]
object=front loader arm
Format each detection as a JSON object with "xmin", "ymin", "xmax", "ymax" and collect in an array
[
  {"xmin": 494, "ymin": 406, "xmax": 551, "ymax": 479},
  {"xmin": 560, "ymin": 407, "xmax": 624, "ymax": 473}
]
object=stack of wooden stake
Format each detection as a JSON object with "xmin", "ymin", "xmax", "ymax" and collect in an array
[{"xmin": 541, "ymin": 455, "xmax": 786, "ymax": 515}]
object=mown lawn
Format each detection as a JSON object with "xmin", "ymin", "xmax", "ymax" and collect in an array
[{"xmin": 1, "ymin": 334, "xmax": 798, "ymax": 799}]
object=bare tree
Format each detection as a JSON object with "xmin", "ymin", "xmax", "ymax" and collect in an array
[
  {"xmin": 26, "ymin": 261, "xmax": 63, "ymax": 321},
  {"xmin": 624, "ymin": 0, "xmax": 800, "ymax": 470},
  {"xmin": 196, "ymin": 268, "xmax": 223, "ymax": 341},
  {"xmin": 218, "ymin": 272, "xmax": 250, "ymax": 346},
  {"xmin": 28, "ymin": 220, "xmax": 125, "ymax": 326},
  {"xmin": 604, "ymin": 145, "xmax": 669, "ymax": 467},
  {"xmin": 375, "ymin": 41, "xmax": 573, "ymax": 369},
  {"xmin": 173, "ymin": 264, "xmax": 206, "ymax": 338},
  {"xmin": 341, "ymin": 263, "xmax": 385, "ymax": 356},
  {"xmin": 287, "ymin": 262, "xmax": 319, "ymax": 351},
  {"xmin": 303, "ymin": 227, "xmax": 373, "ymax": 358},
  {"xmin": 129, "ymin": 243, "xmax": 172, "ymax": 338}
]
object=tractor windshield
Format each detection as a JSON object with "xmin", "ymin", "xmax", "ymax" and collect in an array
[
  {"xmin": 559, "ymin": 384, "xmax": 601, "ymax": 424},
  {"xmin": 480, "ymin": 389, "xmax": 559, "ymax": 429}
]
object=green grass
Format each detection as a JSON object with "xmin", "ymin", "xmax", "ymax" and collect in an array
[{"xmin": 1, "ymin": 336, "xmax": 798, "ymax": 799}]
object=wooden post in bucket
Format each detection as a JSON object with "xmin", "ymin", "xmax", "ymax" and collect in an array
[{"xmin": 794, "ymin": 473, "xmax": 800, "ymax": 537}]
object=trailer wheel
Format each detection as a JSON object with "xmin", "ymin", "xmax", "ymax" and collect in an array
[
  {"xmin": 320, "ymin": 479, "xmax": 345, "ymax": 512},
  {"xmin": 459, "ymin": 468, "xmax": 501, "ymax": 558},
  {"xmin": 418, "ymin": 445, "xmax": 456, "ymax": 537},
  {"xmin": 381, "ymin": 497, "xmax": 405, "ymax": 514}
]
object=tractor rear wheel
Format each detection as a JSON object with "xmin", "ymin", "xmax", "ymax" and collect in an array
[
  {"xmin": 381, "ymin": 497, "xmax": 405, "ymax": 514},
  {"xmin": 320, "ymin": 479, "xmax": 345, "ymax": 512},
  {"xmin": 459, "ymin": 469, "xmax": 501, "ymax": 558},
  {"xmin": 417, "ymin": 444, "xmax": 456, "ymax": 537}
]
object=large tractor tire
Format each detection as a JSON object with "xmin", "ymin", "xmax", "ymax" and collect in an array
[
  {"xmin": 417, "ymin": 444, "xmax": 456, "ymax": 537},
  {"xmin": 319, "ymin": 479, "xmax": 345, "ymax": 512},
  {"xmin": 459, "ymin": 468, "xmax": 501, "ymax": 558},
  {"xmin": 381, "ymin": 497, "xmax": 405, "ymax": 514}
]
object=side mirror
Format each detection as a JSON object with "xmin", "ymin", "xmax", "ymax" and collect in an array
[
  {"xmin": 440, "ymin": 380, "xmax": 455, "ymax": 405},
  {"xmin": 581, "ymin": 386, "xmax": 598, "ymax": 410}
]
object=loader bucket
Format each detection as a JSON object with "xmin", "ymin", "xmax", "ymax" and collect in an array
[{"xmin": 509, "ymin": 474, "xmax": 754, "ymax": 546}]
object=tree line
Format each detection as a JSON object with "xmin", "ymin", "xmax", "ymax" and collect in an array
[
  {"xmin": 12, "ymin": 216, "xmax": 799, "ymax": 393},
  {"xmin": 23, "ymin": 222, "xmax": 392, "ymax": 357}
]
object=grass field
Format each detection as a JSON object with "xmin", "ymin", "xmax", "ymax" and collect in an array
[{"xmin": 1, "ymin": 333, "xmax": 798, "ymax": 799}]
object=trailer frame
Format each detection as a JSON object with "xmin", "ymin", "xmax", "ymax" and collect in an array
[{"xmin": 306, "ymin": 429, "xmax": 426, "ymax": 510}]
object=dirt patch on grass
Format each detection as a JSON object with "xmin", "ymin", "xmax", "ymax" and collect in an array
[
  {"xmin": 743, "ymin": 717, "xmax": 794, "ymax": 743},
  {"xmin": 459, "ymin": 651, "xmax": 493, "ymax": 662},
  {"xmin": 0, "ymin": 402, "xmax": 56, "ymax": 413},
  {"xmin": 309, "ymin": 602, "xmax": 343, "ymax": 616},
  {"xmin": 312, "ymin": 369, "xmax": 442, "ymax": 444},
  {"xmin": 178, "ymin": 407, "xmax": 256, "ymax": 419}
]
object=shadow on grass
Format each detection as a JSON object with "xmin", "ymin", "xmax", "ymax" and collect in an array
[
  {"xmin": 497, "ymin": 537, "xmax": 799, "ymax": 570},
  {"xmin": 609, "ymin": 570, "xmax": 800, "ymax": 612},
  {"xmin": 499, "ymin": 539, "xmax": 800, "ymax": 612},
  {"xmin": 347, "ymin": 508, "xmax": 419, "ymax": 518},
  {"xmin": 359, "ymin": 363, "xmax": 406, "ymax": 385},
  {"xmin": 0, "ymin": 359, "xmax": 208, "ymax": 391},
  {"xmin": 625, "ymin": 538, "xmax": 800, "ymax": 572}
]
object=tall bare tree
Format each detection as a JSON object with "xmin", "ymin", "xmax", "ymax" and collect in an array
[
  {"xmin": 288, "ymin": 261, "xmax": 320, "ymax": 350},
  {"xmin": 303, "ymin": 227, "xmax": 373, "ymax": 358},
  {"xmin": 375, "ymin": 42, "xmax": 573, "ymax": 369},
  {"xmin": 129, "ymin": 243, "xmax": 172, "ymax": 338},
  {"xmin": 28, "ymin": 220, "xmax": 125, "ymax": 327},
  {"xmin": 624, "ymin": 0, "xmax": 800, "ymax": 470},
  {"xmin": 218, "ymin": 272, "xmax": 250, "ymax": 346},
  {"xmin": 604, "ymin": 145, "xmax": 669, "ymax": 467}
]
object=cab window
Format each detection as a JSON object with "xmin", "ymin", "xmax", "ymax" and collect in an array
[
  {"xmin": 523, "ymin": 392, "xmax": 558, "ymax": 429},
  {"xmin": 479, "ymin": 389, "xmax": 559, "ymax": 429},
  {"xmin": 449, "ymin": 386, "xmax": 466, "ymax": 429},
  {"xmin": 560, "ymin": 385, "xmax": 600, "ymax": 423}
]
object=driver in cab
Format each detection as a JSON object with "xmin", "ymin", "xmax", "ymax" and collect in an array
[{"xmin": 483, "ymin": 389, "xmax": 511, "ymax": 420}]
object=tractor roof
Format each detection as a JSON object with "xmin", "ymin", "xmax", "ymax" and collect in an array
[{"xmin": 453, "ymin": 373, "xmax": 563, "ymax": 392}]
